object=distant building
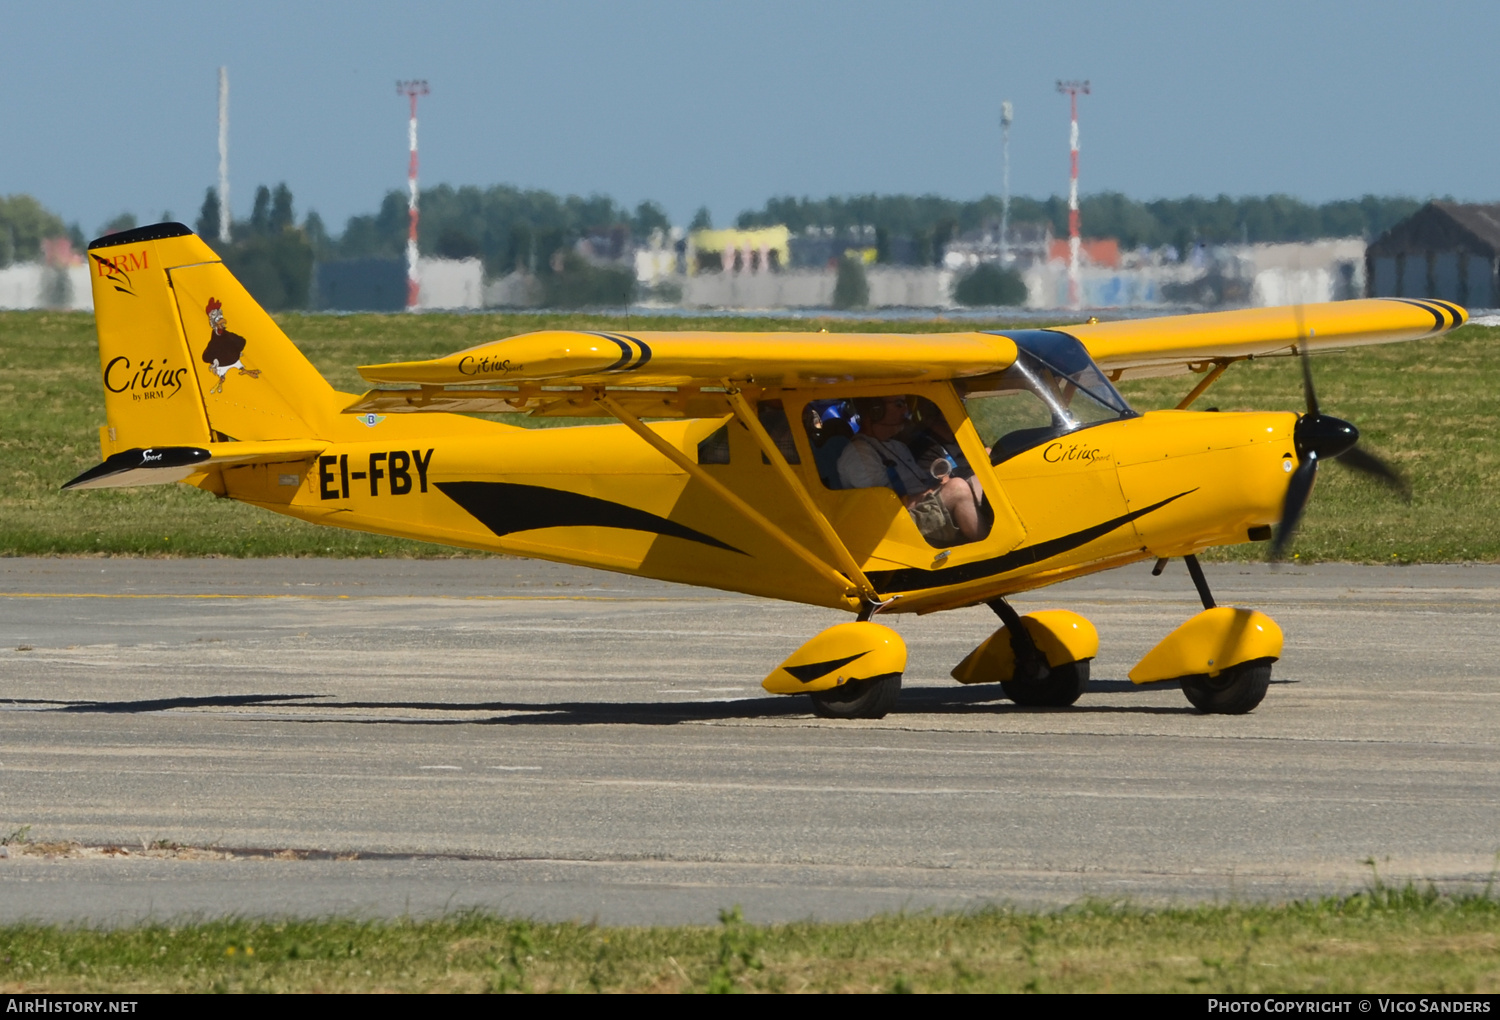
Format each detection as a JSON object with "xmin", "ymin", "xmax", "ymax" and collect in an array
[
  {"xmin": 313, "ymin": 258, "xmax": 406, "ymax": 311},
  {"xmin": 944, "ymin": 221, "xmax": 1053, "ymax": 270},
  {"xmin": 787, "ymin": 226, "xmax": 877, "ymax": 269},
  {"xmin": 312, "ymin": 256, "xmax": 482, "ymax": 311},
  {"xmin": 1046, "ymin": 237, "xmax": 1120, "ymax": 269},
  {"xmin": 1366, "ymin": 202, "xmax": 1500, "ymax": 308},
  {"xmin": 0, "ymin": 238, "xmax": 91, "ymax": 311},
  {"xmin": 688, "ymin": 226, "xmax": 791, "ymax": 274},
  {"xmin": 414, "ymin": 257, "xmax": 483, "ymax": 310}
]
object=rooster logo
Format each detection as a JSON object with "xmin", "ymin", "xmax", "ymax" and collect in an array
[{"xmin": 201, "ymin": 298, "xmax": 261, "ymax": 394}]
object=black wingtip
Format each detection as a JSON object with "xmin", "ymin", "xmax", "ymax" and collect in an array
[{"xmin": 87, "ymin": 222, "xmax": 194, "ymax": 250}]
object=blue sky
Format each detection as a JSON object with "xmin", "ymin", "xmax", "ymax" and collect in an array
[{"xmin": 4, "ymin": 0, "xmax": 1495, "ymax": 238}]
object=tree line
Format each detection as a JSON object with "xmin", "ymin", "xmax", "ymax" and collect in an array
[
  {"xmin": 735, "ymin": 192, "xmax": 1428, "ymax": 256},
  {"xmin": 0, "ymin": 195, "xmax": 80, "ymax": 267},
  {"xmin": 0, "ymin": 185, "xmax": 1451, "ymax": 310}
]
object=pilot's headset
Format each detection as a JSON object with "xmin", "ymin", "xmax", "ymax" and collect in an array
[{"xmin": 850, "ymin": 396, "xmax": 897, "ymax": 433}]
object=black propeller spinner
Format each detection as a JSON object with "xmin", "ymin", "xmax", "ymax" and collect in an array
[{"xmin": 1271, "ymin": 344, "xmax": 1409, "ymax": 560}]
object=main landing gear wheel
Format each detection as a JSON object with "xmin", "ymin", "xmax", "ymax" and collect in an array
[
  {"xmin": 1002, "ymin": 660, "xmax": 1089, "ymax": 707},
  {"xmin": 1181, "ymin": 659, "xmax": 1273, "ymax": 715},
  {"xmin": 809, "ymin": 673, "xmax": 902, "ymax": 719}
]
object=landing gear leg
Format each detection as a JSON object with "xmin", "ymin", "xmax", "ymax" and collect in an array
[
  {"xmin": 988, "ymin": 597, "xmax": 1087, "ymax": 707},
  {"xmin": 1152, "ymin": 556, "xmax": 1274, "ymax": 715},
  {"xmin": 1183, "ymin": 554, "xmax": 1216, "ymax": 610}
]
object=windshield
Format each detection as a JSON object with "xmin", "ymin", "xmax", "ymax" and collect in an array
[{"xmin": 961, "ymin": 330, "xmax": 1136, "ymax": 464}]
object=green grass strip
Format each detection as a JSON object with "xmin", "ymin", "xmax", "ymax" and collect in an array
[
  {"xmin": 4, "ymin": 309, "xmax": 1498, "ymax": 562},
  {"xmin": 2, "ymin": 887, "xmax": 1498, "ymax": 993}
]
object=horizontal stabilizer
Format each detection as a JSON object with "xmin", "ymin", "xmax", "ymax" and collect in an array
[
  {"xmin": 63, "ymin": 440, "xmax": 328, "ymax": 491},
  {"xmin": 63, "ymin": 447, "xmax": 211, "ymax": 490}
]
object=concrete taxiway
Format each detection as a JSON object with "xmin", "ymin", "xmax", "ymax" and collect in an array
[{"xmin": 1, "ymin": 556, "xmax": 1498, "ymax": 926}]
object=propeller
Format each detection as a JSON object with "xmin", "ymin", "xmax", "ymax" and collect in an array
[{"xmin": 1270, "ymin": 340, "xmax": 1409, "ymax": 560}]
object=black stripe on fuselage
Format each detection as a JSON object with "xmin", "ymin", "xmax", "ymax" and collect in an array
[
  {"xmin": 437, "ymin": 481, "xmax": 746, "ymax": 554},
  {"xmin": 866, "ymin": 490, "xmax": 1194, "ymax": 594}
]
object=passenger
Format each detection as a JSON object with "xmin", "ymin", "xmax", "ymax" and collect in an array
[
  {"xmin": 836, "ymin": 395, "xmax": 986, "ymax": 546},
  {"xmin": 805, "ymin": 400, "xmax": 856, "ymax": 487}
]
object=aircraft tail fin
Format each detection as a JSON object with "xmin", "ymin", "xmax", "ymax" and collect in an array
[{"xmin": 87, "ymin": 222, "xmax": 342, "ymax": 460}]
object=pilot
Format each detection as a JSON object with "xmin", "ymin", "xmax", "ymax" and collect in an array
[
  {"xmin": 907, "ymin": 396, "xmax": 986, "ymax": 507},
  {"xmin": 836, "ymin": 395, "xmax": 985, "ymax": 546}
]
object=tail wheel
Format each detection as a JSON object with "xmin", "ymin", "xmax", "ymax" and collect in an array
[
  {"xmin": 1002, "ymin": 659, "xmax": 1089, "ymax": 707},
  {"xmin": 1181, "ymin": 659, "xmax": 1273, "ymax": 715},
  {"xmin": 809, "ymin": 673, "xmax": 901, "ymax": 719}
]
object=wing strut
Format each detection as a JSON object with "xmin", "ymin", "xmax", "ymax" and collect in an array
[
  {"xmin": 592, "ymin": 392, "xmax": 872, "ymax": 604},
  {"xmin": 1174, "ymin": 359, "xmax": 1237, "ymax": 410},
  {"xmin": 722, "ymin": 387, "xmax": 878, "ymax": 602}
]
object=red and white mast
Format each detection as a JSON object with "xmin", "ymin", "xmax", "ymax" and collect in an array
[
  {"xmin": 397, "ymin": 80, "xmax": 429, "ymax": 311},
  {"xmin": 1056, "ymin": 79, "xmax": 1090, "ymax": 310}
]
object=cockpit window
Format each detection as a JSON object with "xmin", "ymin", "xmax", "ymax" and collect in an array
[
  {"xmin": 962, "ymin": 330, "xmax": 1136, "ymax": 464},
  {"xmin": 801, "ymin": 393, "xmax": 993, "ymax": 547}
]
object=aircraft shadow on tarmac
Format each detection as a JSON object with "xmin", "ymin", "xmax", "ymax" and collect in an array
[{"xmin": 0, "ymin": 678, "xmax": 1307, "ymax": 725}]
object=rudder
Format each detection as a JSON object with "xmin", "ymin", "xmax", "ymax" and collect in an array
[{"xmin": 89, "ymin": 222, "xmax": 339, "ymax": 457}]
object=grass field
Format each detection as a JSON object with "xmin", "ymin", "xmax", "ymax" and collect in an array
[
  {"xmin": 2, "ymin": 309, "xmax": 1497, "ymax": 561},
  {"xmin": 1, "ymin": 886, "xmax": 1497, "ymax": 993}
]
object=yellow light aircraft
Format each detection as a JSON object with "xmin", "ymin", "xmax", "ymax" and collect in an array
[{"xmin": 69, "ymin": 223, "xmax": 1466, "ymax": 718}]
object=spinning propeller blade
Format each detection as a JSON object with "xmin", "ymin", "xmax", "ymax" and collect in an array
[
  {"xmin": 1295, "ymin": 306, "xmax": 1320, "ymax": 418},
  {"xmin": 1271, "ymin": 451, "xmax": 1318, "ymax": 561},
  {"xmin": 1271, "ymin": 325, "xmax": 1409, "ymax": 560},
  {"xmin": 1335, "ymin": 444, "xmax": 1410, "ymax": 497}
]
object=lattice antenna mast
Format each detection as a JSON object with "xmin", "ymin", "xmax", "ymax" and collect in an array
[
  {"xmin": 397, "ymin": 80, "xmax": 430, "ymax": 311},
  {"xmin": 999, "ymin": 100, "xmax": 1013, "ymax": 265},
  {"xmin": 217, "ymin": 67, "xmax": 230, "ymax": 243},
  {"xmin": 1056, "ymin": 79, "xmax": 1090, "ymax": 309}
]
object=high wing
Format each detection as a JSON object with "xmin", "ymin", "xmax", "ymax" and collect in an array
[
  {"xmin": 1061, "ymin": 297, "xmax": 1466, "ymax": 380},
  {"xmin": 345, "ymin": 297, "xmax": 1466, "ymax": 417},
  {"xmin": 349, "ymin": 329, "xmax": 1020, "ymax": 417}
]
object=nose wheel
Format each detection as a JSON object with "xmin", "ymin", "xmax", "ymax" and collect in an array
[
  {"xmin": 1146, "ymin": 556, "xmax": 1279, "ymax": 714},
  {"xmin": 1180, "ymin": 660, "xmax": 1272, "ymax": 715}
]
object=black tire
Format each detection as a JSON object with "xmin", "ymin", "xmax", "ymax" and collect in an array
[
  {"xmin": 1181, "ymin": 659, "xmax": 1273, "ymax": 715},
  {"xmin": 1001, "ymin": 659, "xmax": 1089, "ymax": 707},
  {"xmin": 809, "ymin": 673, "xmax": 902, "ymax": 719}
]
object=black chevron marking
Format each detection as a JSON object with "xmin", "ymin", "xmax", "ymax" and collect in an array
[
  {"xmin": 437, "ymin": 480, "xmax": 746, "ymax": 555},
  {"xmin": 783, "ymin": 651, "xmax": 869, "ymax": 684}
]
